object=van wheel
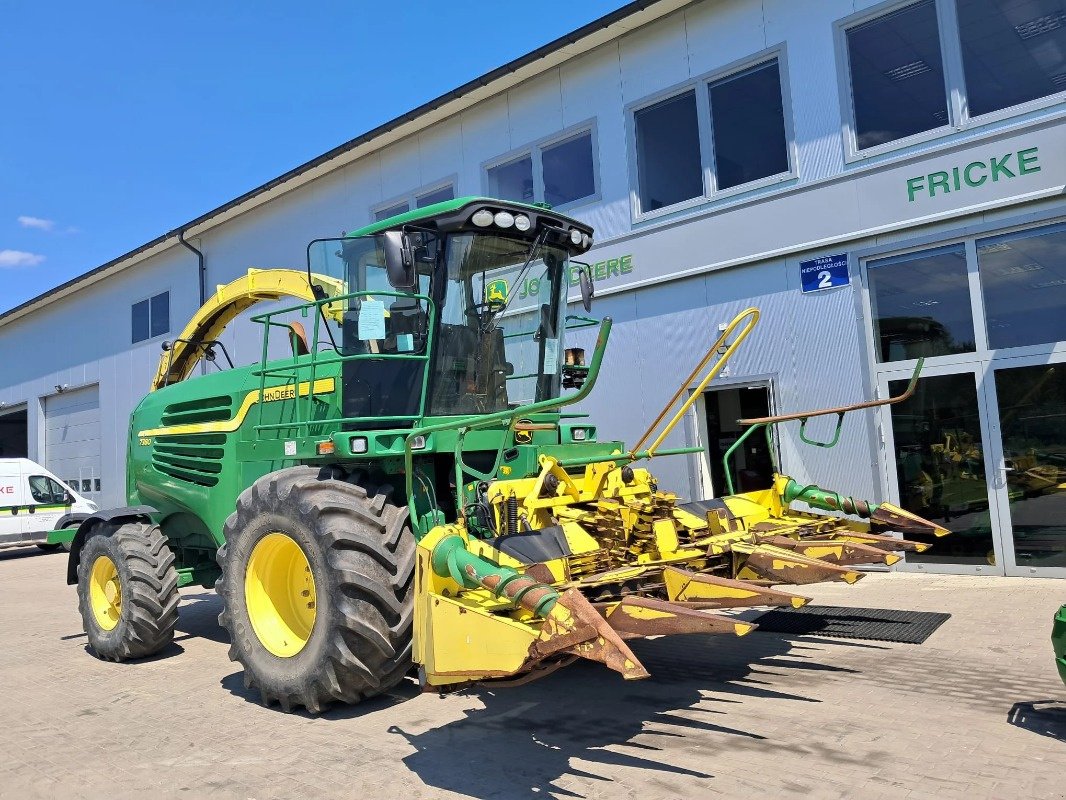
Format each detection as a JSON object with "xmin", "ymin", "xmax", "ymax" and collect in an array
[
  {"xmin": 77, "ymin": 522, "xmax": 180, "ymax": 661},
  {"xmin": 36, "ymin": 543, "xmax": 63, "ymax": 552}
]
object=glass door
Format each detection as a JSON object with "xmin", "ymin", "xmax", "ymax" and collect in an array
[
  {"xmin": 878, "ymin": 364, "xmax": 1006, "ymax": 574},
  {"xmin": 985, "ymin": 355, "xmax": 1066, "ymax": 577}
]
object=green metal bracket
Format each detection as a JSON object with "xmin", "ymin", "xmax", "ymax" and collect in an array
[
  {"xmin": 722, "ymin": 424, "xmax": 777, "ymax": 495},
  {"xmin": 798, "ymin": 412, "xmax": 846, "ymax": 449}
]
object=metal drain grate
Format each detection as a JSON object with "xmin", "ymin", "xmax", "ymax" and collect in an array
[{"xmin": 753, "ymin": 606, "xmax": 951, "ymax": 644}]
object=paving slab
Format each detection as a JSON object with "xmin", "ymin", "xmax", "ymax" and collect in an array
[{"xmin": 1, "ymin": 547, "xmax": 1063, "ymax": 799}]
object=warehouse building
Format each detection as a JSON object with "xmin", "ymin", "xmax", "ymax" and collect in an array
[{"xmin": 1, "ymin": 0, "xmax": 1063, "ymax": 576}]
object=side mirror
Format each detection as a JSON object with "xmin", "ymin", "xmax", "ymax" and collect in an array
[
  {"xmin": 383, "ymin": 230, "xmax": 416, "ymax": 291},
  {"xmin": 579, "ymin": 266, "xmax": 594, "ymax": 312}
]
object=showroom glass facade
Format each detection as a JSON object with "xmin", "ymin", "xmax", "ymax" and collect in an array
[{"xmin": 867, "ymin": 219, "xmax": 1066, "ymax": 576}]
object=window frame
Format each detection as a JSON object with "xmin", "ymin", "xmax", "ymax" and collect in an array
[
  {"xmin": 626, "ymin": 45, "xmax": 797, "ymax": 222},
  {"xmin": 835, "ymin": 0, "xmax": 1066, "ymax": 162},
  {"xmin": 480, "ymin": 120, "xmax": 601, "ymax": 212},
  {"xmin": 370, "ymin": 177, "xmax": 457, "ymax": 222},
  {"xmin": 28, "ymin": 475, "xmax": 68, "ymax": 504},
  {"xmin": 131, "ymin": 289, "xmax": 171, "ymax": 344}
]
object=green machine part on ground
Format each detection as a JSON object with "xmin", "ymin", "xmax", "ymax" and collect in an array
[
  {"xmin": 1054, "ymin": 605, "xmax": 1066, "ymax": 685},
  {"xmin": 53, "ymin": 196, "xmax": 951, "ymax": 713}
]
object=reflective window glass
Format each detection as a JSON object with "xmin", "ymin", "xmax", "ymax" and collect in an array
[
  {"xmin": 375, "ymin": 202, "xmax": 410, "ymax": 222},
  {"xmin": 542, "ymin": 132, "xmax": 595, "ymax": 207},
  {"xmin": 634, "ymin": 90, "xmax": 703, "ymax": 211},
  {"xmin": 958, "ymin": 0, "xmax": 1066, "ymax": 117},
  {"xmin": 868, "ymin": 245, "xmax": 976, "ymax": 362},
  {"xmin": 487, "ymin": 156, "xmax": 534, "ymax": 203},
  {"xmin": 709, "ymin": 60, "xmax": 789, "ymax": 190},
  {"xmin": 846, "ymin": 0, "xmax": 949, "ymax": 149},
  {"xmin": 978, "ymin": 223, "xmax": 1066, "ymax": 350},
  {"xmin": 131, "ymin": 299, "xmax": 150, "ymax": 343},
  {"xmin": 415, "ymin": 186, "xmax": 454, "ymax": 208},
  {"xmin": 888, "ymin": 373, "xmax": 995, "ymax": 566},
  {"xmin": 150, "ymin": 291, "xmax": 169, "ymax": 338},
  {"xmin": 994, "ymin": 362, "xmax": 1066, "ymax": 568}
]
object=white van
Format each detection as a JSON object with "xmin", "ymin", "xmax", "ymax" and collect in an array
[{"xmin": 0, "ymin": 458, "xmax": 98, "ymax": 552}]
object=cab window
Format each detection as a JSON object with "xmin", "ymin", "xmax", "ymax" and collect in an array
[{"xmin": 28, "ymin": 476, "xmax": 69, "ymax": 504}]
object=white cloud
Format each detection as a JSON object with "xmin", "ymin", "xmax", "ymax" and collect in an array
[
  {"xmin": 17, "ymin": 215, "xmax": 55, "ymax": 231},
  {"xmin": 0, "ymin": 249, "xmax": 45, "ymax": 268}
]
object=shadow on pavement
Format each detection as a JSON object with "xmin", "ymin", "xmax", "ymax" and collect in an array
[
  {"xmin": 1007, "ymin": 700, "xmax": 1066, "ymax": 742},
  {"xmin": 0, "ymin": 546, "xmax": 64, "ymax": 562},
  {"xmin": 173, "ymin": 591, "xmax": 229, "ymax": 645},
  {"xmin": 387, "ymin": 632, "xmax": 853, "ymax": 799}
]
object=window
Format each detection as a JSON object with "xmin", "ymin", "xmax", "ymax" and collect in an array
[
  {"xmin": 709, "ymin": 61, "xmax": 790, "ymax": 190},
  {"xmin": 374, "ymin": 184, "xmax": 455, "ymax": 222},
  {"xmin": 957, "ymin": 0, "xmax": 1066, "ymax": 117},
  {"xmin": 868, "ymin": 244, "xmax": 976, "ymax": 362},
  {"xmin": 631, "ymin": 56, "xmax": 793, "ymax": 215},
  {"xmin": 635, "ymin": 92, "xmax": 703, "ymax": 211},
  {"xmin": 132, "ymin": 291, "xmax": 169, "ymax": 343},
  {"xmin": 485, "ymin": 129, "xmax": 597, "ymax": 208},
  {"xmin": 28, "ymin": 475, "xmax": 68, "ymax": 504},
  {"xmin": 542, "ymin": 133, "xmax": 596, "ymax": 207},
  {"xmin": 846, "ymin": 1, "xmax": 949, "ymax": 151},
  {"xmin": 841, "ymin": 1, "xmax": 1066, "ymax": 155},
  {"xmin": 977, "ymin": 223, "xmax": 1066, "ymax": 349},
  {"xmin": 375, "ymin": 202, "xmax": 409, "ymax": 222},
  {"xmin": 487, "ymin": 156, "xmax": 534, "ymax": 203}
]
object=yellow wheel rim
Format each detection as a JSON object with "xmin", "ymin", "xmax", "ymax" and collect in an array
[
  {"xmin": 244, "ymin": 532, "xmax": 317, "ymax": 657},
  {"xmin": 89, "ymin": 555, "xmax": 122, "ymax": 631}
]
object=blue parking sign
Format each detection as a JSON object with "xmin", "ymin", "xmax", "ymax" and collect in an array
[{"xmin": 800, "ymin": 253, "xmax": 849, "ymax": 293}]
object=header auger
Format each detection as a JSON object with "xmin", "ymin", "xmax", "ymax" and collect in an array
[{"xmin": 53, "ymin": 196, "xmax": 948, "ymax": 711}]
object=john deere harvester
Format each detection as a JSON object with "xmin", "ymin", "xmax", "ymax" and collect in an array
[{"xmin": 54, "ymin": 197, "xmax": 948, "ymax": 712}]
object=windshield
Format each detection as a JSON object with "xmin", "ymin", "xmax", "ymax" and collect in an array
[{"xmin": 428, "ymin": 232, "xmax": 569, "ymax": 416}]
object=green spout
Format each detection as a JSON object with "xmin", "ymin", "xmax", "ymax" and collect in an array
[
  {"xmin": 431, "ymin": 535, "xmax": 559, "ymax": 617},
  {"xmin": 782, "ymin": 479, "xmax": 879, "ymax": 518}
]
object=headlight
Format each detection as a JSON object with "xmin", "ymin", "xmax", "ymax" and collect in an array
[
  {"xmin": 572, "ymin": 428, "xmax": 588, "ymax": 441},
  {"xmin": 514, "ymin": 214, "xmax": 531, "ymax": 232},
  {"xmin": 471, "ymin": 209, "xmax": 494, "ymax": 227},
  {"xmin": 409, "ymin": 435, "xmax": 427, "ymax": 450},
  {"xmin": 87, "ymin": 502, "xmax": 99, "ymax": 512},
  {"xmin": 570, "ymin": 229, "xmax": 583, "ymax": 245},
  {"xmin": 350, "ymin": 436, "xmax": 368, "ymax": 454},
  {"xmin": 581, "ymin": 233, "xmax": 591, "ymax": 249},
  {"xmin": 494, "ymin": 211, "xmax": 515, "ymax": 228}
]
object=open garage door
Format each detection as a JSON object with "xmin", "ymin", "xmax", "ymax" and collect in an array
[
  {"xmin": 45, "ymin": 386, "xmax": 102, "ymax": 502},
  {"xmin": 0, "ymin": 406, "xmax": 28, "ymax": 458}
]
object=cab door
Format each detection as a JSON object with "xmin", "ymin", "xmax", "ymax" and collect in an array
[
  {"xmin": 24, "ymin": 472, "xmax": 71, "ymax": 538},
  {"xmin": 0, "ymin": 463, "xmax": 24, "ymax": 543}
]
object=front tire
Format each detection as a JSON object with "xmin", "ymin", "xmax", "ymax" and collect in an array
[
  {"xmin": 216, "ymin": 467, "xmax": 415, "ymax": 713},
  {"xmin": 76, "ymin": 522, "xmax": 179, "ymax": 661}
]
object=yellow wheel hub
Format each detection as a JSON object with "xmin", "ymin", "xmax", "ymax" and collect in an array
[
  {"xmin": 89, "ymin": 555, "xmax": 122, "ymax": 631},
  {"xmin": 244, "ymin": 532, "xmax": 317, "ymax": 657}
]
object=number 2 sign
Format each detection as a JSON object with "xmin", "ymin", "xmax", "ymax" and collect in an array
[{"xmin": 800, "ymin": 253, "xmax": 849, "ymax": 294}]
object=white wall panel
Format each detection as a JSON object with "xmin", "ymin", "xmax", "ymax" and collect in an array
[
  {"xmin": 505, "ymin": 71, "xmax": 564, "ymax": 148},
  {"xmin": 618, "ymin": 9, "xmax": 690, "ymax": 104},
  {"xmin": 684, "ymin": 0, "xmax": 767, "ymax": 76}
]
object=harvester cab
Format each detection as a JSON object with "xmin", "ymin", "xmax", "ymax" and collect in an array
[{"xmin": 55, "ymin": 196, "xmax": 950, "ymax": 713}]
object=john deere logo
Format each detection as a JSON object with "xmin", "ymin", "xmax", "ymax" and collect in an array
[
  {"xmin": 515, "ymin": 419, "xmax": 533, "ymax": 445},
  {"xmin": 486, "ymin": 279, "xmax": 508, "ymax": 304}
]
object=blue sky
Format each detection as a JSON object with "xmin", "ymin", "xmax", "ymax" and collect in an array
[{"xmin": 0, "ymin": 1, "xmax": 625, "ymax": 311}]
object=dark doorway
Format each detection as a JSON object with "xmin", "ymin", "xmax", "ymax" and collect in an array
[
  {"xmin": 0, "ymin": 407, "xmax": 28, "ymax": 458},
  {"xmin": 705, "ymin": 385, "xmax": 774, "ymax": 496}
]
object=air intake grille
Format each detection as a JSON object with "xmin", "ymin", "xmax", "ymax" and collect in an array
[
  {"xmin": 160, "ymin": 395, "xmax": 234, "ymax": 426},
  {"xmin": 152, "ymin": 433, "xmax": 226, "ymax": 487}
]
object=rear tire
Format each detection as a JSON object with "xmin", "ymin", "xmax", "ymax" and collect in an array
[
  {"xmin": 216, "ymin": 466, "xmax": 415, "ymax": 713},
  {"xmin": 76, "ymin": 522, "xmax": 179, "ymax": 661}
]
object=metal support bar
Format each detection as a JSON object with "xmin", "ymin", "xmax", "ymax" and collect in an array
[{"xmin": 629, "ymin": 308, "xmax": 760, "ymax": 460}]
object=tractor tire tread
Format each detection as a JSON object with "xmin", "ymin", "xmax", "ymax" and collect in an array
[
  {"xmin": 216, "ymin": 466, "xmax": 414, "ymax": 713},
  {"xmin": 77, "ymin": 521, "xmax": 179, "ymax": 661}
]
